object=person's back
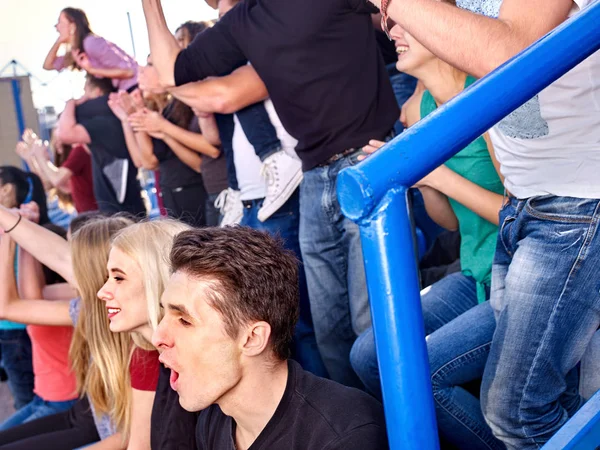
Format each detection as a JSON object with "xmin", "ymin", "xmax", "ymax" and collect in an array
[{"xmin": 75, "ymin": 95, "xmax": 146, "ymax": 216}]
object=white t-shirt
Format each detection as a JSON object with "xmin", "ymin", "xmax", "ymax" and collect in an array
[
  {"xmin": 232, "ymin": 99, "xmax": 299, "ymax": 201},
  {"xmin": 460, "ymin": 0, "xmax": 600, "ymax": 199}
]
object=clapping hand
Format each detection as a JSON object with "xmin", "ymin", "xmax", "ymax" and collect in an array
[{"xmin": 20, "ymin": 202, "xmax": 40, "ymax": 224}]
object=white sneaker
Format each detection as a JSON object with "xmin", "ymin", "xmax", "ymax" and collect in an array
[
  {"xmin": 214, "ymin": 188, "xmax": 243, "ymax": 227},
  {"xmin": 257, "ymin": 151, "xmax": 303, "ymax": 222}
]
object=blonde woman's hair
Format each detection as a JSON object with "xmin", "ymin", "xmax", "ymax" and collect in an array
[
  {"xmin": 69, "ymin": 216, "xmax": 135, "ymax": 436},
  {"xmin": 111, "ymin": 219, "xmax": 191, "ymax": 350}
]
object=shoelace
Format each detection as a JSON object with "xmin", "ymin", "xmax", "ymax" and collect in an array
[
  {"xmin": 260, "ymin": 161, "xmax": 279, "ymax": 196},
  {"xmin": 214, "ymin": 189, "xmax": 229, "ymax": 214}
]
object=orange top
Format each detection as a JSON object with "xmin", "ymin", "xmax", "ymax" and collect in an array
[{"xmin": 27, "ymin": 325, "xmax": 77, "ymax": 402}]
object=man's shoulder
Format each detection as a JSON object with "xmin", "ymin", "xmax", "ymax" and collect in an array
[{"xmin": 290, "ymin": 362, "xmax": 386, "ymax": 441}]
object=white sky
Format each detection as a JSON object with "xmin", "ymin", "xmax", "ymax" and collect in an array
[{"xmin": 0, "ymin": 0, "xmax": 217, "ymax": 111}]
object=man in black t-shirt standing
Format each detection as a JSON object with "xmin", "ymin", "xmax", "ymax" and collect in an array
[
  {"xmin": 153, "ymin": 227, "xmax": 388, "ymax": 450},
  {"xmin": 57, "ymin": 75, "xmax": 146, "ymax": 216},
  {"xmin": 143, "ymin": 0, "xmax": 399, "ymax": 388}
]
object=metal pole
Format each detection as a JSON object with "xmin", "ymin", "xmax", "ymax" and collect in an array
[
  {"xmin": 11, "ymin": 79, "xmax": 26, "ymax": 140},
  {"xmin": 10, "ymin": 77, "xmax": 29, "ymax": 171},
  {"xmin": 360, "ymin": 187, "xmax": 439, "ymax": 450},
  {"xmin": 127, "ymin": 12, "xmax": 137, "ymax": 59}
]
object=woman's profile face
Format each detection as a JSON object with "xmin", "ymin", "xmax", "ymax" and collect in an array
[
  {"xmin": 97, "ymin": 247, "xmax": 150, "ymax": 335},
  {"xmin": 0, "ymin": 182, "xmax": 17, "ymax": 209},
  {"xmin": 55, "ymin": 13, "xmax": 73, "ymax": 43}
]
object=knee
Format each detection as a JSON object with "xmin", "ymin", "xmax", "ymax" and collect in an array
[
  {"xmin": 350, "ymin": 328, "xmax": 381, "ymax": 397},
  {"xmin": 480, "ymin": 377, "xmax": 518, "ymax": 442},
  {"xmin": 350, "ymin": 328, "xmax": 376, "ymax": 376}
]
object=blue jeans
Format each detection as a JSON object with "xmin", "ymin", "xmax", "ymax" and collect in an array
[
  {"xmin": 386, "ymin": 64, "xmax": 417, "ymax": 135},
  {"xmin": 0, "ymin": 329, "xmax": 34, "ymax": 410},
  {"xmin": 299, "ymin": 152, "xmax": 372, "ymax": 388},
  {"xmin": 481, "ymin": 195, "xmax": 600, "ymax": 449},
  {"xmin": 350, "ymin": 272, "xmax": 483, "ymax": 399},
  {"xmin": 240, "ymin": 189, "xmax": 328, "ymax": 378},
  {"xmin": 428, "ymin": 301, "xmax": 502, "ymax": 450},
  {"xmin": 215, "ymin": 102, "xmax": 282, "ymax": 192},
  {"xmin": 0, "ymin": 395, "xmax": 77, "ymax": 431}
]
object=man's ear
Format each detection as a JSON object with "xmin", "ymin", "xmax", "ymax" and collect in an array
[{"xmin": 240, "ymin": 321, "xmax": 272, "ymax": 357}]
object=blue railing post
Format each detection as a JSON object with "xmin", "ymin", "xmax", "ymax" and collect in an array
[{"xmin": 360, "ymin": 187, "xmax": 439, "ymax": 450}]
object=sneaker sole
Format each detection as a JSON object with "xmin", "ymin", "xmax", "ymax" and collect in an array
[{"xmin": 257, "ymin": 170, "xmax": 303, "ymax": 222}]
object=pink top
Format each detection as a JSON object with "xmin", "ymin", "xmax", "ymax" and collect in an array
[
  {"xmin": 54, "ymin": 35, "xmax": 138, "ymax": 92},
  {"xmin": 28, "ymin": 324, "xmax": 77, "ymax": 402}
]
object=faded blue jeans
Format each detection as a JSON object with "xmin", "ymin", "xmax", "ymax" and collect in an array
[
  {"xmin": 481, "ymin": 195, "xmax": 600, "ymax": 449},
  {"xmin": 350, "ymin": 272, "xmax": 484, "ymax": 400},
  {"xmin": 240, "ymin": 189, "xmax": 328, "ymax": 378},
  {"xmin": 0, "ymin": 395, "xmax": 76, "ymax": 431},
  {"xmin": 299, "ymin": 152, "xmax": 371, "ymax": 388}
]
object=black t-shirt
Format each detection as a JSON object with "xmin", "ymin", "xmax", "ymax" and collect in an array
[
  {"xmin": 174, "ymin": 0, "xmax": 399, "ymax": 171},
  {"xmin": 195, "ymin": 360, "xmax": 388, "ymax": 450},
  {"xmin": 151, "ymin": 364, "xmax": 200, "ymax": 449},
  {"xmin": 153, "ymin": 104, "xmax": 205, "ymax": 190},
  {"xmin": 76, "ymin": 96, "xmax": 146, "ymax": 216}
]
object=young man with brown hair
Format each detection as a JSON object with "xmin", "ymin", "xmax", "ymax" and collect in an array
[{"xmin": 153, "ymin": 227, "xmax": 388, "ymax": 450}]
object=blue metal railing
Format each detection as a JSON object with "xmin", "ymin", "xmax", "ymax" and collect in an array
[{"xmin": 337, "ymin": 3, "xmax": 600, "ymax": 449}]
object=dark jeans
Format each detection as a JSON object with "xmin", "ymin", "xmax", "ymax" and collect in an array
[
  {"xmin": 205, "ymin": 192, "xmax": 222, "ymax": 227},
  {"xmin": 0, "ymin": 329, "xmax": 34, "ymax": 410},
  {"xmin": 161, "ymin": 182, "xmax": 207, "ymax": 227},
  {"xmin": 240, "ymin": 189, "xmax": 328, "ymax": 378},
  {"xmin": 0, "ymin": 397, "xmax": 100, "ymax": 449},
  {"xmin": 214, "ymin": 101, "xmax": 282, "ymax": 192}
]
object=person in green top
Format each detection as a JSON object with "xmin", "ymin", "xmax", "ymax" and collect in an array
[
  {"xmin": 349, "ymin": 0, "xmax": 503, "ymax": 401},
  {"xmin": 350, "ymin": 1, "xmax": 507, "ymax": 447}
]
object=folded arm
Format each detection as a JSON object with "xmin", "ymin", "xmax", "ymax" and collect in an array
[{"xmin": 170, "ymin": 66, "xmax": 268, "ymax": 114}]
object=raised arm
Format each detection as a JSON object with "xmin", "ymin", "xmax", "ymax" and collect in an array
[
  {"xmin": 0, "ymin": 236, "xmax": 71, "ymax": 326},
  {"xmin": 57, "ymin": 100, "xmax": 92, "ymax": 145},
  {"xmin": 371, "ymin": 0, "xmax": 573, "ymax": 78},
  {"xmin": 141, "ymin": 0, "xmax": 185, "ymax": 87},
  {"xmin": 107, "ymin": 94, "xmax": 147, "ymax": 169},
  {"xmin": 142, "ymin": 0, "xmax": 246, "ymax": 87},
  {"xmin": 31, "ymin": 143, "xmax": 73, "ymax": 194},
  {"xmin": 0, "ymin": 206, "xmax": 75, "ymax": 287}
]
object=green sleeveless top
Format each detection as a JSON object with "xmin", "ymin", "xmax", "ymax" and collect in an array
[{"xmin": 420, "ymin": 76, "xmax": 503, "ymax": 302}]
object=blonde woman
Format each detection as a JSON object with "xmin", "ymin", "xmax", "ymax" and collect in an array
[
  {"xmin": 0, "ymin": 209, "xmax": 146, "ymax": 449},
  {"xmin": 98, "ymin": 219, "xmax": 199, "ymax": 449}
]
